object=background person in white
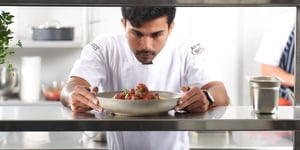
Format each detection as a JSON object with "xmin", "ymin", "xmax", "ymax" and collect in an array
[
  {"xmin": 255, "ymin": 9, "xmax": 295, "ymax": 105},
  {"xmin": 61, "ymin": 7, "xmax": 230, "ymax": 150}
]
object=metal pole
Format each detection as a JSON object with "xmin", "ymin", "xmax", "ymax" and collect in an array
[
  {"xmin": 294, "ymin": 6, "xmax": 300, "ymax": 150},
  {"xmin": 295, "ymin": 6, "xmax": 300, "ymax": 107}
]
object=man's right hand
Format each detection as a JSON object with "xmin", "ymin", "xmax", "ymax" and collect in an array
[
  {"xmin": 60, "ymin": 77, "xmax": 103, "ymax": 113},
  {"xmin": 70, "ymin": 85, "xmax": 103, "ymax": 113}
]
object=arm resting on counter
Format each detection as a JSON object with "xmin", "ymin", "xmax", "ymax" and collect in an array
[{"xmin": 201, "ymin": 81, "xmax": 230, "ymax": 106}]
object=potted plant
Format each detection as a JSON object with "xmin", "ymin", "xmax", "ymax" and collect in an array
[
  {"xmin": 0, "ymin": 10, "xmax": 21, "ymax": 100},
  {"xmin": 0, "ymin": 10, "xmax": 22, "ymax": 71}
]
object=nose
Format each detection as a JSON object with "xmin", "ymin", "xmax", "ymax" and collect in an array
[{"xmin": 141, "ymin": 36, "xmax": 153, "ymax": 50}]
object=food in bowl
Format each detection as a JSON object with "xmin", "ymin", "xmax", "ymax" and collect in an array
[
  {"xmin": 97, "ymin": 84, "xmax": 181, "ymax": 116},
  {"xmin": 113, "ymin": 83, "xmax": 160, "ymax": 100}
]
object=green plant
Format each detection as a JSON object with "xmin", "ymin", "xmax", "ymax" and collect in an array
[{"xmin": 0, "ymin": 10, "xmax": 21, "ymax": 71}]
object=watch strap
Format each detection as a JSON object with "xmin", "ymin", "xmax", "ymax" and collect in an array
[{"xmin": 202, "ymin": 90, "xmax": 214, "ymax": 104}]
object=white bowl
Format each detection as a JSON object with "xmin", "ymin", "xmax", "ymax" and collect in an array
[{"xmin": 97, "ymin": 91, "xmax": 181, "ymax": 116}]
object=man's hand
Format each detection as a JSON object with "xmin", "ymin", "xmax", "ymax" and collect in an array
[
  {"xmin": 175, "ymin": 86, "xmax": 211, "ymax": 113},
  {"xmin": 69, "ymin": 85, "xmax": 103, "ymax": 113},
  {"xmin": 174, "ymin": 82, "xmax": 230, "ymax": 113}
]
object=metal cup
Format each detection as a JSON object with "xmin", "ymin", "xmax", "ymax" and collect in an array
[
  {"xmin": 0, "ymin": 67, "xmax": 18, "ymax": 101},
  {"xmin": 247, "ymin": 76, "xmax": 282, "ymax": 114}
]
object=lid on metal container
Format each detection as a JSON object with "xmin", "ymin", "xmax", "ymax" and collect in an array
[
  {"xmin": 246, "ymin": 76, "xmax": 283, "ymax": 88},
  {"xmin": 32, "ymin": 21, "xmax": 73, "ymax": 29},
  {"xmin": 247, "ymin": 76, "xmax": 282, "ymax": 82}
]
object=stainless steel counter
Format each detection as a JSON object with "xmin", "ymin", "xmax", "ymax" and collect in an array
[
  {"xmin": 0, "ymin": 102, "xmax": 298, "ymax": 131},
  {"xmin": 0, "ymin": 102, "xmax": 296, "ymax": 149}
]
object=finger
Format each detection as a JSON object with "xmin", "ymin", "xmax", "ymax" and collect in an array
[
  {"xmin": 72, "ymin": 95, "xmax": 92, "ymax": 109},
  {"xmin": 74, "ymin": 86, "xmax": 98, "ymax": 105},
  {"xmin": 81, "ymin": 95, "xmax": 102, "ymax": 112},
  {"xmin": 70, "ymin": 94, "xmax": 92, "ymax": 112},
  {"xmin": 176, "ymin": 86, "xmax": 206, "ymax": 111},
  {"xmin": 73, "ymin": 86, "xmax": 103, "ymax": 112},
  {"xmin": 184, "ymin": 89, "xmax": 211, "ymax": 112},
  {"xmin": 178, "ymin": 87, "xmax": 198, "ymax": 104},
  {"xmin": 90, "ymin": 86, "xmax": 100, "ymax": 106},
  {"xmin": 176, "ymin": 93, "xmax": 199, "ymax": 111},
  {"xmin": 89, "ymin": 87, "xmax": 102, "ymax": 111}
]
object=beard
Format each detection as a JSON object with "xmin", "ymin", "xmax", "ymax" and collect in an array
[
  {"xmin": 136, "ymin": 50, "xmax": 156, "ymax": 56},
  {"xmin": 135, "ymin": 50, "xmax": 156, "ymax": 64}
]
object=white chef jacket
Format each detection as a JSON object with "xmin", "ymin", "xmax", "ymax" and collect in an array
[
  {"xmin": 70, "ymin": 33, "xmax": 221, "ymax": 150},
  {"xmin": 255, "ymin": 9, "xmax": 296, "ymax": 65}
]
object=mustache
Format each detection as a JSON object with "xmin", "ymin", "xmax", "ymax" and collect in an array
[{"xmin": 136, "ymin": 50, "xmax": 155, "ymax": 55}]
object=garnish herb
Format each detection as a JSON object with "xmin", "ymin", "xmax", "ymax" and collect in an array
[
  {"xmin": 136, "ymin": 88, "xmax": 141, "ymax": 96},
  {"xmin": 0, "ymin": 10, "xmax": 22, "ymax": 74},
  {"xmin": 122, "ymin": 89, "xmax": 129, "ymax": 95}
]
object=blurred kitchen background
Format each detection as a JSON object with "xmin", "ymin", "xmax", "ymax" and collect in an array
[
  {"xmin": 0, "ymin": 6, "xmax": 295, "ymax": 150},
  {"xmin": 0, "ymin": 6, "xmax": 296, "ymax": 105}
]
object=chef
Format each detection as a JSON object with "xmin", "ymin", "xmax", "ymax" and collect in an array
[
  {"xmin": 255, "ymin": 9, "xmax": 295, "ymax": 104},
  {"xmin": 61, "ymin": 7, "xmax": 230, "ymax": 150}
]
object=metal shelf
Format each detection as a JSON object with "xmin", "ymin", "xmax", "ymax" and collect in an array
[
  {"xmin": 0, "ymin": 0, "xmax": 299, "ymax": 7},
  {"xmin": 10, "ymin": 40, "xmax": 83, "ymax": 49}
]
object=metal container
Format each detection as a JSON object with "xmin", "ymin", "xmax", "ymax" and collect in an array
[
  {"xmin": 0, "ymin": 67, "xmax": 18, "ymax": 101},
  {"xmin": 32, "ymin": 27, "xmax": 74, "ymax": 41},
  {"xmin": 32, "ymin": 22, "xmax": 74, "ymax": 41},
  {"xmin": 247, "ymin": 76, "xmax": 282, "ymax": 114}
]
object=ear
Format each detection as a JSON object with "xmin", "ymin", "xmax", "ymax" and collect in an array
[
  {"xmin": 121, "ymin": 18, "xmax": 126, "ymax": 30},
  {"xmin": 168, "ymin": 22, "xmax": 175, "ymax": 35}
]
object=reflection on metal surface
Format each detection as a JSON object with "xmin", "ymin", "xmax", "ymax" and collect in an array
[
  {"xmin": 0, "ymin": 0, "xmax": 299, "ymax": 6},
  {"xmin": 22, "ymin": 132, "xmax": 50, "ymax": 147},
  {"xmin": 0, "ymin": 131, "xmax": 294, "ymax": 149},
  {"xmin": 189, "ymin": 131, "xmax": 231, "ymax": 147},
  {"xmin": 252, "ymin": 111, "xmax": 278, "ymax": 119}
]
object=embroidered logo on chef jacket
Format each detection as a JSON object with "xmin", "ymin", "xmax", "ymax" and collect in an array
[
  {"xmin": 190, "ymin": 43, "xmax": 204, "ymax": 55},
  {"xmin": 91, "ymin": 43, "xmax": 100, "ymax": 51}
]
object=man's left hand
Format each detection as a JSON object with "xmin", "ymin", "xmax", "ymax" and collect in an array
[{"xmin": 175, "ymin": 86, "xmax": 211, "ymax": 113}]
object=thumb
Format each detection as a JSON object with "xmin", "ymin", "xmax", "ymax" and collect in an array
[
  {"xmin": 90, "ymin": 86, "xmax": 99, "ymax": 96},
  {"xmin": 181, "ymin": 86, "xmax": 190, "ymax": 92}
]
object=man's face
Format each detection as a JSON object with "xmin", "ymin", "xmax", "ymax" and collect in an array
[{"xmin": 122, "ymin": 16, "xmax": 174, "ymax": 64}]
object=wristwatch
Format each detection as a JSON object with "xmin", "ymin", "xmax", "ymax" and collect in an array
[{"xmin": 202, "ymin": 90, "xmax": 215, "ymax": 105}]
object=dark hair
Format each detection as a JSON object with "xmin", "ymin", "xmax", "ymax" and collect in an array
[{"xmin": 121, "ymin": 7, "xmax": 176, "ymax": 27}]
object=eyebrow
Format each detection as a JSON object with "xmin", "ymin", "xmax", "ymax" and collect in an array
[{"xmin": 131, "ymin": 29, "xmax": 165, "ymax": 36}]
